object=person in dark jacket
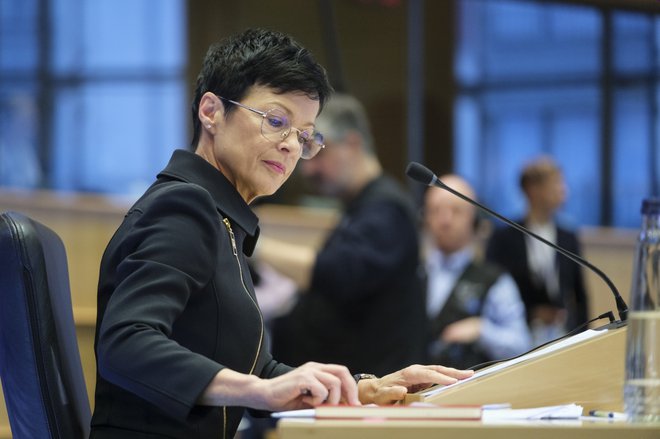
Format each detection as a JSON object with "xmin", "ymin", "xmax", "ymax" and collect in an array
[
  {"xmin": 485, "ymin": 156, "xmax": 589, "ymax": 346},
  {"xmin": 258, "ymin": 94, "xmax": 427, "ymax": 377},
  {"xmin": 90, "ymin": 29, "xmax": 473, "ymax": 439}
]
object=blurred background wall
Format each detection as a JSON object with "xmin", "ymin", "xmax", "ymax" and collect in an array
[{"xmin": 1, "ymin": 0, "xmax": 658, "ymax": 227}]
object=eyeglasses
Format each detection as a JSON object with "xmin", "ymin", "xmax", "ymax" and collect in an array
[{"xmin": 217, "ymin": 95, "xmax": 325, "ymax": 160}]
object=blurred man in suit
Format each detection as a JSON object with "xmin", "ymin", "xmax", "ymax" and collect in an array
[{"xmin": 486, "ymin": 157, "xmax": 589, "ymax": 345}]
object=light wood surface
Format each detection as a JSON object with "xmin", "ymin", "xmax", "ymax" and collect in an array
[
  {"xmin": 277, "ymin": 418, "xmax": 659, "ymax": 439},
  {"xmin": 405, "ymin": 325, "xmax": 627, "ymax": 412}
]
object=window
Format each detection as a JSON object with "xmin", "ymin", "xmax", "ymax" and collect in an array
[
  {"xmin": 454, "ymin": 0, "xmax": 659, "ymax": 227},
  {"xmin": 0, "ymin": 0, "xmax": 187, "ymax": 196}
]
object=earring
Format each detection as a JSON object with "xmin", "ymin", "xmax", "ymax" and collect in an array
[{"xmin": 206, "ymin": 124, "xmax": 212, "ymax": 129}]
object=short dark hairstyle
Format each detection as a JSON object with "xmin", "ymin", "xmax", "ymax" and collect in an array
[{"xmin": 190, "ymin": 28, "xmax": 333, "ymax": 149}]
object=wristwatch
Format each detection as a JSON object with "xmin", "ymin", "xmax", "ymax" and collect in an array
[{"xmin": 353, "ymin": 373, "xmax": 378, "ymax": 383}]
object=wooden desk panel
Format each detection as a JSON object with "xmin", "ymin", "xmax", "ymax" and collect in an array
[
  {"xmin": 405, "ymin": 326, "xmax": 627, "ymax": 412},
  {"xmin": 277, "ymin": 418, "xmax": 659, "ymax": 439}
]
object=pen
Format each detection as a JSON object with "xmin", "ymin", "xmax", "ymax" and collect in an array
[{"xmin": 588, "ymin": 410, "xmax": 627, "ymax": 420}]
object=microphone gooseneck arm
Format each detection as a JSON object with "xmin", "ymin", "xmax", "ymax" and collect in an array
[{"xmin": 406, "ymin": 162, "xmax": 628, "ymax": 322}]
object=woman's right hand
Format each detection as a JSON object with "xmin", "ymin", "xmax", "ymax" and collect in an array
[
  {"xmin": 255, "ymin": 362, "xmax": 360, "ymax": 411},
  {"xmin": 198, "ymin": 362, "xmax": 360, "ymax": 411}
]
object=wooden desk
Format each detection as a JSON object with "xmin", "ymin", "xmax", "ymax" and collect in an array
[
  {"xmin": 277, "ymin": 326, "xmax": 660, "ymax": 438},
  {"xmin": 277, "ymin": 418, "xmax": 659, "ymax": 439},
  {"xmin": 407, "ymin": 326, "xmax": 628, "ymax": 412}
]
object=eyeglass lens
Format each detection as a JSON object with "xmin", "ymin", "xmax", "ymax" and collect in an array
[{"xmin": 260, "ymin": 109, "xmax": 323, "ymax": 159}]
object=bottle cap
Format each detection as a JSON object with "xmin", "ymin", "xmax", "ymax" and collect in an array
[{"xmin": 641, "ymin": 198, "xmax": 660, "ymax": 215}]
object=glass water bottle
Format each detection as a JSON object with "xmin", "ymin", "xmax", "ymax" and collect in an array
[{"xmin": 624, "ymin": 197, "xmax": 660, "ymax": 423}]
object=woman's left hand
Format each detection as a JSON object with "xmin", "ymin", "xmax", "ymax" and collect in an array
[{"xmin": 357, "ymin": 364, "xmax": 474, "ymax": 405}]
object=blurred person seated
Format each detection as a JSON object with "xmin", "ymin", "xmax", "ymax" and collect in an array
[
  {"xmin": 423, "ymin": 176, "xmax": 531, "ymax": 369},
  {"xmin": 485, "ymin": 156, "xmax": 589, "ymax": 346}
]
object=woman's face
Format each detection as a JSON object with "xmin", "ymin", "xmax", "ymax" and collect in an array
[{"xmin": 202, "ymin": 85, "xmax": 320, "ymax": 203}]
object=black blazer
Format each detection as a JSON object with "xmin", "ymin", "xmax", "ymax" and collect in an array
[
  {"xmin": 271, "ymin": 175, "xmax": 427, "ymax": 377},
  {"xmin": 485, "ymin": 220, "xmax": 589, "ymax": 332},
  {"xmin": 91, "ymin": 150, "xmax": 291, "ymax": 439}
]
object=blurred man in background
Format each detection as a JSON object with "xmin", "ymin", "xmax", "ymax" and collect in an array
[
  {"xmin": 486, "ymin": 157, "xmax": 589, "ymax": 345},
  {"xmin": 258, "ymin": 94, "xmax": 427, "ymax": 377},
  {"xmin": 423, "ymin": 176, "xmax": 530, "ymax": 369}
]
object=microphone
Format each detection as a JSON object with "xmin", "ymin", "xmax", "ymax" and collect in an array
[{"xmin": 406, "ymin": 161, "xmax": 628, "ymax": 323}]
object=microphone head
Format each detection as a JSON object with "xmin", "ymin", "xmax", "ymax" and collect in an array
[{"xmin": 406, "ymin": 162, "xmax": 437, "ymax": 186}]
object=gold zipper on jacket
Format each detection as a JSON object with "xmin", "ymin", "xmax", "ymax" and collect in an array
[
  {"xmin": 221, "ymin": 217, "xmax": 264, "ymax": 373},
  {"xmin": 222, "ymin": 407, "xmax": 227, "ymax": 439},
  {"xmin": 221, "ymin": 217, "xmax": 264, "ymax": 439}
]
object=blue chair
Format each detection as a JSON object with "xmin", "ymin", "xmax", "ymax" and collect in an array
[{"xmin": 0, "ymin": 211, "xmax": 91, "ymax": 439}]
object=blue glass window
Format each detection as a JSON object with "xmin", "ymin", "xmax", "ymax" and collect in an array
[
  {"xmin": 0, "ymin": 0, "xmax": 187, "ymax": 195},
  {"xmin": 454, "ymin": 0, "xmax": 659, "ymax": 228},
  {"xmin": 0, "ymin": 1, "xmax": 39, "ymax": 71}
]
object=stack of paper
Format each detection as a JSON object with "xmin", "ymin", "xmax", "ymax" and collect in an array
[{"xmin": 482, "ymin": 403, "xmax": 583, "ymax": 422}]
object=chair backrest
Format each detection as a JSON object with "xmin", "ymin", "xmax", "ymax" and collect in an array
[{"xmin": 0, "ymin": 211, "xmax": 91, "ymax": 439}]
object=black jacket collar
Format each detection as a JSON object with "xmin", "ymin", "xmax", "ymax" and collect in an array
[{"xmin": 157, "ymin": 149, "xmax": 260, "ymax": 255}]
